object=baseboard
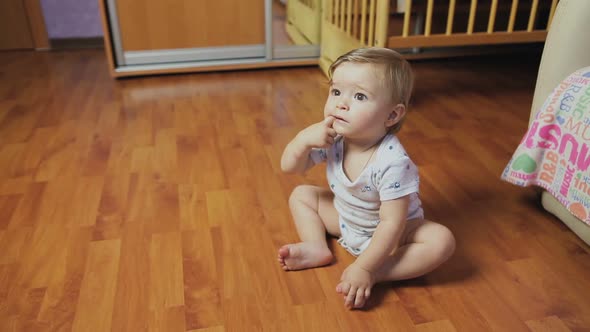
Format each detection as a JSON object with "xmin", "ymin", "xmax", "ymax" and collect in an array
[{"xmin": 50, "ymin": 37, "xmax": 104, "ymax": 50}]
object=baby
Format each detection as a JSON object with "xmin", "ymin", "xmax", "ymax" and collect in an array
[{"xmin": 278, "ymin": 47, "xmax": 455, "ymax": 309}]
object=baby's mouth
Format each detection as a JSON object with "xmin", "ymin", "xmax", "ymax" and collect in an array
[{"xmin": 333, "ymin": 115, "xmax": 347, "ymax": 123}]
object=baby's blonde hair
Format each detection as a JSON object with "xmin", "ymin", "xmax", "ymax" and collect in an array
[{"xmin": 328, "ymin": 47, "xmax": 414, "ymax": 134}]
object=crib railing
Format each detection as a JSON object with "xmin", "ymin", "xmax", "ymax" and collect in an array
[
  {"xmin": 323, "ymin": 0, "xmax": 390, "ymax": 47},
  {"xmin": 319, "ymin": 0, "xmax": 389, "ymax": 74},
  {"xmin": 300, "ymin": 0, "xmax": 315, "ymax": 8},
  {"xmin": 393, "ymin": 0, "xmax": 558, "ymax": 48},
  {"xmin": 319, "ymin": 0, "xmax": 558, "ymax": 75},
  {"xmin": 288, "ymin": 0, "xmax": 322, "ymax": 44},
  {"xmin": 322, "ymin": 0, "xmax": 558, "ymax": 49}
]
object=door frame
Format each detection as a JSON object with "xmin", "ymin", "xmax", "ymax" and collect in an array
[{"xmin": 24, "ymin": 0, "xmax": 50, "ymax": 49}]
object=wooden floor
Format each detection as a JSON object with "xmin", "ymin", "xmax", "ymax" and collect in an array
[{"xmin": 1, "ymin": 49, "xmax": 589, "ymax": 332}]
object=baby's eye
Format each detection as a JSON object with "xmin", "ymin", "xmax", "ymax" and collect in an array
[
  {"xmin": 354, "ymin": 93, "xmax": 367, "ymax": 101},
  {"xmin": 331, "ymin": 89, "xmax": 341, "ymax": 96}
]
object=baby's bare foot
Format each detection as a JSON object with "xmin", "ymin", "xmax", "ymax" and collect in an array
[{"xmin": 277, "ymin": 242, "xmax": 333, "ymax": 271}]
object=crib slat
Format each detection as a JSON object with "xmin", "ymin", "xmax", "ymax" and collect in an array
[
  {"xmin": 425, "ymin": 0, "xmax": 433, "ymax": 36},
  {"xmin": 527, "ymin": 0, "xmax": 539, "ymax": 32},
  {"xmin": 336, "ymin": 0, "xmax": 346, "ymax": 28},
  {"xmin": 324, "ymin": 0, "xmax": 334, "ymax": 24},
  {"xmin": 488, "ymin": 0, "xmax": 498, "ymax": 33},
  {"xmin": 334, "ymin": 0, "xmax": 340, "ymax": 27},
  {"xmin": 335, "ymin": 0, "xmax": 339, "ymax": 25},
  {"xmin": 547, "ymin": 0, "xmax": 558, "ymax": 29},
  {"xmin": 361, "ymin": 0, "xmax": 367, "ymax": 44},
  {"xmin": 508, "ymin": 0, "xmax": 518, "ymax": 32},
  {"xmin": 334, "ymin": 0, "xmax": 338, "ymax": 25},
  {"xmin": 368, "ymin": 0, "xmax": 375, "ymax": 45},
  {"xmin": 446, "ymin": 0, "xmax": 456, "ymax": 35},
  {"xmin": 375, "ymin": 0, "xmax": 390, "ymax": 46},
  {"xmin": 467, "ymin": 0, "xmax": 477, "ymax": 34},
  {"xmin": 346, "ymin": 0, "xmax": 353, "ymax": 34},
  {"xmin": 343, "ymin": 0, "xmax": 348, "ymax": 30},
  {"xmin": 331, "ymin": 0, "xmax": 335, "ymax": 24},
  {"xmin": 353, "ymin": 0, "xmax": 359, "ymax": 38},
  {"xmin": 402, "ymin": 0, "xmax": 412, "ymax": 37},
  {"xmin": 342, "ymin": 0, "xmax": 347, "ymax": 30}
]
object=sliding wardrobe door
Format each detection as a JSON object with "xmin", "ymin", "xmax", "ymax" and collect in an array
[{"xmin": 107, "ymin": 0, "xmax": 266, "ymax": 68}]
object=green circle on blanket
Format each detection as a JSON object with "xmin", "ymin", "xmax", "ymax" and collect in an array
[{"xmin": 512, "ymin": 154, "xmax": 537, "ymax": 173}]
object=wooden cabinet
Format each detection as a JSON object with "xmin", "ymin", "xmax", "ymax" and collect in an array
[{"xmin": 100, "ymin": 0, "xmax": 318, "ymax": 77}]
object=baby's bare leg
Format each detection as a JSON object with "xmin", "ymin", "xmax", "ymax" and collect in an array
[
  {"xmin": 278, "ymin": 185, "xmax": 340, "ymax": 271},
  {"xmin": 374, "ymin": 220, "xmax": 455, "ymax": 282}
]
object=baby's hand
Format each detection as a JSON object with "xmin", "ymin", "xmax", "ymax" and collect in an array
[
  {"xmin": 336, "ymin": 263, "xmax": 375, "ymax": 309},
  {"xmin": 298, "ymin": 116, "xmax": 338, "ymax": 149}
]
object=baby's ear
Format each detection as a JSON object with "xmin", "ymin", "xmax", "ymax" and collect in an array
[{"xmin": 385, "ymin": 104, "xmax": 406, "ymax": 127}]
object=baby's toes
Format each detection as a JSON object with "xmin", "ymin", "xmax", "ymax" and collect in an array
[
  {"xmin": 336, "ymin": 282, "xmax": 351, "ymax": 296},
  {"xmin": 354, "ymin": 289, "xmax": 367, "ymax": 308}
]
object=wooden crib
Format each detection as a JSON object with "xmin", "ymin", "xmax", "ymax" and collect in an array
[
  {"xmin": 286, "ymin": 0, "xmax": 322, "ymax": 44},
  {"xmin": 319, "ymin": 0, "xmax": 559, "ymax": 73}
]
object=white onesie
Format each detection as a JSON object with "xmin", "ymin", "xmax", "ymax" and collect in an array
[{"xmin": 310, "ymin": 134, "xmax": 423, "ymax": 256}]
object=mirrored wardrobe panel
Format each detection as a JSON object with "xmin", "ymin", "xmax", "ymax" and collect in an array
[
  {"xmin": 271, "ymin": 0, "xmax": 320, "ymax": 59},
  {"xmin": 100, "ymin": 0, "xmax": 321, "ymax": 77}
]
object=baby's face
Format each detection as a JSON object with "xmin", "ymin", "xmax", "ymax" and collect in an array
[{"xmin": 324, "ymin": 62, "xmax": 396, "ymax": 141}]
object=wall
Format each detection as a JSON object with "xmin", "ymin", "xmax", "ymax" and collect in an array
[{"xmin": 41, "ymin": 0, "xmax": 103, "ymax": 39}]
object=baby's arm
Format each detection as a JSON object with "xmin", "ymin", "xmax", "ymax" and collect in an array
[
  {"xmin": 280, "ymin": 116, "xmax": 337, "ymax": 174},
  {"xmin": 337, "ymin": 196, "xmax": 409, "ymax": 309},
  {"xmin": 356, "ymin": 196, "xmax": 409, "ymax": 271}
]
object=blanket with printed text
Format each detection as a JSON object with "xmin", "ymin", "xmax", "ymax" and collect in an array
[{"xmin": 502, "ymin": 67, "xmax": 590, "ymax": 226}]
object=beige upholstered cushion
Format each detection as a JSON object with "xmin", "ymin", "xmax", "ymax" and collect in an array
[
  {"xmin": 530, "ymin": 0, "xmax": 590, "ymax": 121},
  {"xmin": 530, "ymin": 0, "xmax": 590, "ymax": 245},
  {"xmin": 542, "ymin": 192, "xmax": 590, "ymax": 245}
]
